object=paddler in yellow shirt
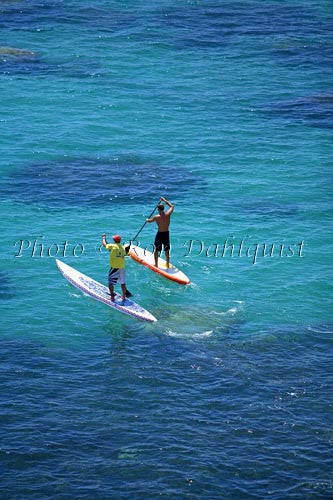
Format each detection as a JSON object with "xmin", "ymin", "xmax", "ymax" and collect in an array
[{"xmin": 102, "ymin": 233, "xmax": 130, "ymax": 302}]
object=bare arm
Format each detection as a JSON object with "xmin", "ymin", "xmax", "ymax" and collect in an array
[
  {"xmin": 102, "ymin": 233, "xmax": 108, "ymax": 247},
  {"xmin": 161, "ymin": 197, "xmax": 174, "ymax": 215},
  {"xmin": 146, "ymin": 215, "xmax": 158, "ymax": 223}
]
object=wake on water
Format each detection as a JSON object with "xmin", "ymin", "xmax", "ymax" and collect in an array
[{"xmin": 160, "ymin": 305, "xmax": 243, "ymax": 339}]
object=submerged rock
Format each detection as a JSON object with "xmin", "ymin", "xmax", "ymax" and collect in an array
[
  {"xmin": 261, "ymin": 94, "xmax": 333, "ymax": 129},
  {"xmin": 0, "ymin": 46, "xmax": 36, "ymax": 57},
  {"xmin": 2, "ymin": 155, "xmax": 201, "ymax": 209},
  {"xmin": 0, "ymin": 271, "xmax": 15, "ymax": 300}
]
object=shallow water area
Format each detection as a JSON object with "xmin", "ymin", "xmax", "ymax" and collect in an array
[{"xmin": 0, "ymin": 0, "xmax": 332, "ymax": 499}]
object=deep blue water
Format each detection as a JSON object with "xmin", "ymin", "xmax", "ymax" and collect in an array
[{"xmin": 0, "ymin": 1, "xmax": 332, "ymax": 498}]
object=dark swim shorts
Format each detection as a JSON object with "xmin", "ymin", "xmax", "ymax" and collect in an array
[{"xmin": 154, "ymin": 231, "xmax": 170, "ymax": 252}]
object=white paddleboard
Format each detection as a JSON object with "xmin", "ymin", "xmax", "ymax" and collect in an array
[
  {"xmin": 129, "ymin": 245, "xmax": 190, "ymax": 285},
  {"xmin": 56, "ymin": 259, "xmax": 157, "ymax": 323}
]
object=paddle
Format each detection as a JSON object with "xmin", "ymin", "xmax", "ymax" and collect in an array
[
  {"xmin": 124, "ymin": 200, "xmax": 160, "ymax": 297},
  {"xmin": 130, "ymin": 200, "xmax": 160, "ymax": 243}
]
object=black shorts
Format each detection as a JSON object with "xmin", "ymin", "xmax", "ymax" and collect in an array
[{"xmin": 154, "ymin": 231, "xmax": 170, "ymax": 252}]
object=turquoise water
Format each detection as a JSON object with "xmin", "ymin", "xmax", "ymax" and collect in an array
[{"xmin": 1, "ymin": 1, "xmax": 332, "ymax": 498}]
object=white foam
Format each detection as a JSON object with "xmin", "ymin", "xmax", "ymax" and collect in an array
[
  {"xmin": 165, "ymin": 329, "xmax": 213, "ymax": 339},
  {"xmin": 210, "ymin": 306, "xmax": 238, "ymax": 316}
]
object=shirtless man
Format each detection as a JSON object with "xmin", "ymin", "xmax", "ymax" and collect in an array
[{"xmin": 146, "ymin": 196, "xmax": 174, "ymax": 268}]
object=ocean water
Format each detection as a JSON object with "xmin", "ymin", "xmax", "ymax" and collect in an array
[{"xmin": 0, "ymin": 0, "xmax": 332, "ymax": 498}]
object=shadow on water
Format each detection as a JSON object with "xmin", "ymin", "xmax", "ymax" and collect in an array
[
  {"xmin": 1, "ymin": 155, "xmax": 201, "ymax": 209},
  {"xmin": 259, "ymin": 94, "xmax": 333, "ymax": 130}
]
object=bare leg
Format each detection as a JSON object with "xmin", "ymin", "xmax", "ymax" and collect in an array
[
  {"xmin": 165, "ymin": 250, "xmax": 170, "ymax": 268},
  {"xmin": 154, "ymin": 249, "xmax": 159, "ymax": 267},
  {"xmin": 121, "ymin": 284, "xmax": 127, "ymax": 301},
  {"xmin": 108, "ymin": 283, "xmax": 115, "ymax": 301}
]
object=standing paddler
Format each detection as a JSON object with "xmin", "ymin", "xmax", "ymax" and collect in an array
[
  {"xmin": 146, "ymin": 196, "xmax": 174, "ymax": 268},
  {"xmin": 102, "ymin": 233, "xmax": 130, "ymax": 302}
]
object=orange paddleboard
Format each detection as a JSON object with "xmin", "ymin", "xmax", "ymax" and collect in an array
[{"xmin": 129, "ymin": 245, "xmax": 190, "ymax": 285}]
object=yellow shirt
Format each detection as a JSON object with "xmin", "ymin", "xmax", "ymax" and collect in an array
[{"xmin": 105, "ymin": 243, "xmax": 126, "ymax": 269}]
